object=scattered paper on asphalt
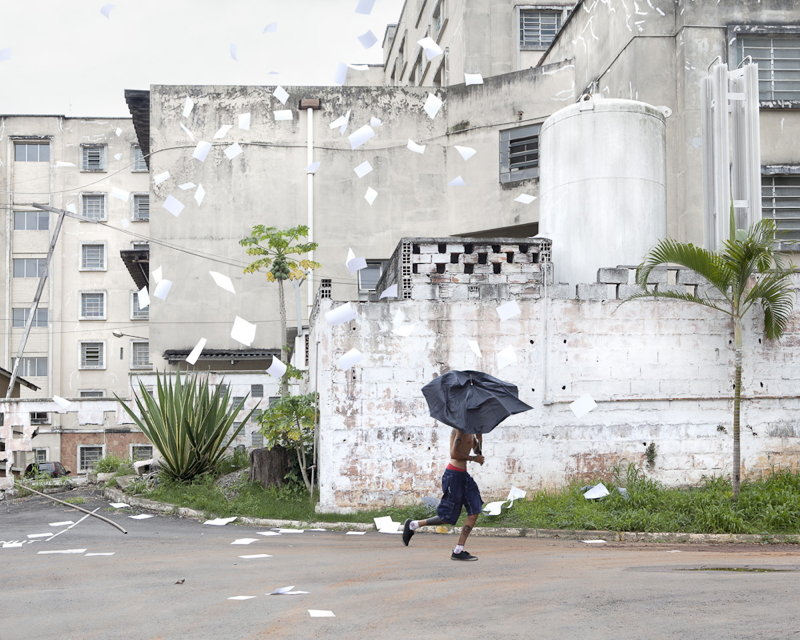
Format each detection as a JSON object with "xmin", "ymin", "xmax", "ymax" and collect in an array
[
  {"xmin": 326, "ymin": 302, "xmax": 358, "ymax": 325},
  {"xmin": 231, "ymin": 316, "xmax": 256, "ymax": 346},
  {"xmin": 49, "ymin": 521, "xmax": 74, "ymax": 527},
  {"xmin": 354, "ymin": 161, "xmax": 373, "ymax": 178},
  {"xmin": 336, "ymin": 348, "xmax": 363, "ymax": 370},
  {"xmin": 270, "ymin": 585, "xmax": 308, "ymax": 595},
  {"xmin": 27, "ymin": 533, "xmax": 53, "ymax": 539},
  {"xmin": 38, "ymin": 549, "xmax": 87, "ymax": 555},
  {"xmin": 423, "ymin": 93, "xmax": 443, "ymax": 119},
  {"xmin": 238, "ymin": 554, "xmax": 272, "ymax": 559},
  {"xmin": 515, "ymin": 193, "xmax": 537, "ymax": 204},
  {"xmin": 2, "ymin": 541, "xmax": 24, "ymax": 548},
  {"xmin": 153, "ymin": 280, "xmax": 173, "ymax": 301},
  {"xmin": 161, "ymin": 195, "xmax": 185, "ymax": 217},
  {"xmin": 348, "ymin": 125, "xmax": 375, "ymax": 150},
  {"xmin": 85, "ymin": 552, "xmax": 116, "ymax": 556},
  {"xmin": 186, "ymin": 338, "xmax": 207, "ymax": 365},
  {"xmin": 582, "ymin": 539, "xmax": 607, "ymax": 544},
  {"xmin": 380, "ymin": 285, "xmax": 398, "ymax": 299},
  {"xmin": 277, "ymin": 528, "xmax": 304, "ymax": 534},
  {"xmin": 583, "ymin": 483, "xmax": 610, "ymax": 500},
  {"xmin": 273, "ymin": 85, "xmax": 289, "ymax": 105},
  {"xmin": 109, "ymin": 503, "xmax": 130, "ymax": 509},
  {"xmin": 570, "ymin": 394, "xmax": 598, "ymax": 418},
  {"xmin": 204, "ymin": 516, "xmax": 237, "ymax": 526},
  {"xmin": 346, "ymin": 531, "xmax": 366, "ymax": 535},
  {"xmin": 228, "ymin": 596, "xmax": 256, "ymax": 601},
  {"xmin": 454, "ymin": 145, "xmax": 477, "ymax": 161},
  {"xmin": 496, "ymin": 300, "xmax": 521, "ymax": 321},
  {"xmin": 209, "ymin": 271, "xmax": 236, "ymax": 294},
  {"xmin": 192, "ymin": 140, "xmax": 212, "ymax": 162},
  {"xmin": 129, "ymin": 514, "xmax": 154, "ymax": 520},
  {"xmin": 464, "ymin": 72, "xmax": 484, "ymax": 85},
  {"xmin": 256, "ymin": 531, "xmax": 281, "ymax": 537},
  {"xmin": 308, "ymin": 610, "xmax": 335, "ymax": 617},
  {"xmin": 231, "ymin": 538, "xmax": 259, "ymax": 545}
]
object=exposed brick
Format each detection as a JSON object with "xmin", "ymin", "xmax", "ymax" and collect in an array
[
  {"xmin": 676, "ymin": 269, "xmax": 707, "ymax": 286},
  {"xmin": 617, "ymin": 284, "xmax": 646, "ymax": 299},
  {"xmin": 445, "ymin": 244, "xmax": 465, "ymax": 253},
  {"xmin": 597, "ymin": 267, "xmax": 629, "ymax": 284},
  {"xmin": 577, "ymin": 283, "xmax": 614, "ymax": 300}
]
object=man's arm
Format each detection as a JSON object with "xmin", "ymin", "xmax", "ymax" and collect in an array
[{"xmin": 449, "ymin": 430, "xmax": 484, "ymax": 464}]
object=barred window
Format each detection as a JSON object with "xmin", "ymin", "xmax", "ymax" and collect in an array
[
  {"xmin": 131, "ymin": 291, "xmax": 149, "ymax": 320},
  {"xmin": 132, "ymin": 144, "xmax": 147, "ymax": 171},
  {"xmin": 133, "ymin": 194, "xmax": 149, "ymax": 221},
  {"xmin": 79, "ymin": 445, "xmax": 104, "ymax": 472},
  {"xmin": 762, "ymin": 173, "xmax": 800, "ymax": 249},
  {"xmin": 81, "ymin": 243, "xmax": 106, "ymax": 270},
  {"xmin": 82, "ymin": 145, "xmax": 106, "ymax": 171},
  {"xmin": 519, "ymin": 9, "xmax": 564, "ymax": 49},
  {"xmin": 131, "ymin": 341, "xmax": 152, "ymax": 369},
  {"xmin": 82, "ymin": 194, "xmax": 106, "ymax": 221},
  {"xmin": 500, "ymin": 124, "xmax": 541, "ymax": 183},
  {"xmin": 80, "ymin": 292, "xmax": 106, "ymax": 319},
  {"xmin": 131, "ymin": 444, "xmax": 153, "ymax": 461},
  {"xmin": 737, "ymin": 34, "xmax": 800, "ymax": 102}
]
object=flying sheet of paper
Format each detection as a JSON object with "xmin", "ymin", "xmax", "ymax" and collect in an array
[
  {"xmin": 364, "ymin": 187, "xmax": 378, "ymax": 205},
  {"xmin": 229, "ymin": 44, "xmax": 238, "ymax": 61},
  {"xmin": 306, "ymin": 161, "xmax": 321, "ymax": 174},
  {"xmin": 570, "ymin": 394, "xmax": 598, "ymax": 418},
  {"xmin": 274, "ymin": 109, "xmax": 293, "ymax": 121},
  {"xmin": 0, "ymin": 48, "xmax": 12, "ymax": 62},
  {"xmin": 239, "ymin": 554, "xmax": 272, "ymax": 559},
  {"xmin": 393, "ymin": 323, "xmax": 415, "ymax": 337},
  {"xmin": 333, "ymin": 62, "xmax": 348, "ymax": 86},
  {"xmin": 325, "ymin": 302, "xmax": 358, "ymax": 325},
  {"xmin": 355, "ymin": 0, "xmax": 375, "ymax": 14},
  {"xmin": 418, "ymin": 36, "xmax": 443, "ymax": 60},
  {"xmin": 186, "ymin": 338, "xmax": 207, "ymax": 365},
  {"xmin": 49, "ymin": 521, "xmax": 74, "ymax": 527},
  {"xmin": 214, "ymin": 124, "xmax": 232, "ymax": 139},
  {"xmin": 583, "ymin": 483, "xmax": 610, "ymax": 500},
  {"xmin": 482, "ymin": 500, "xmax": 505, "ymax": 516},
  {"xmin": 153, "ymin": 170, "xmax": 170, "ymax": 185},
  {"xmin": 349, "ymin": 64, "xmax": 369, "ymax": 71},
  {"xmin": 183, "ymin": 97, "xmax": 195, "ymax": 117},
  {"xmin": 209, "ymin": 271, "xmax": 236, "ymax": 294},
  {"xmin": 238, "ymin": 112, "xmax": 251, "ymax": 130},
  {"xmin": 468, "ymin": 340, "xmax": 482, "ymax": 358},
  {"xmin": 231, "ymin": 316, "xmax": 256, "ymax": 346},
  {"xmin": 496, "ymin": 345, "xmax": 517, "ymax": 370},
  {"xmin": 423, "ymin": 93, "xmax": 443, "ymax": 119},
  {"xmin": 330, "ymin": 112, "xmax": 349, "ymax": 131},
  {"xmin": 507, "ymin": 486, "xmax": 527, "ymax": 501},
  {"xmin": 309, "ymin": 610, "xmax": 335, "ymax": 618},
  {"xmin": 52, "ymin": 395, "xmax": 72, "ymax": 412},
  {"xmin": 514, "ymin": 193, "xmax": 537, "ymax": 204},
  {"xmin": 109, "ymin": 502, "xmax": 130, "ymax": 509},
  {"xmin": 192, "ymin": 140, "xmax": 212, "ymax": 162},
  {"xmin": 263, "ymin": 22, "xmax": 278, "ymax": 33},
  {"xmin": 153, "ymin": 279, "xmax": 173, "ymax": 301},
  {"xmin": 224, "ymin": 142, "xmax": 243, "ymax": 160},
  {"xmin": 228, "ymin": 596, "xmax": 256, "ymax": 601},
  {"xmin": 38, "ymin": 549, "xmax": 87, "ymax": 555},
  {"xmin": 358, "ymin": 30, "xmax": 378, "ymax": 49},
  {"xmin": 407, "ymin": 139, "xmax": 426, "ymax": 154},
  {"xmin": 370, "ymin": 116, "xmax": 382, "ymax": 127},
  {"xmin": 204, "ymin": 516, "xmax": 237, "ymax": 526},
  {"xmin": 194, "ymin": 184, "xmax": 206, "ymax": 206},
  {"xmin": 231, "ymin": 538, "xmax": 259, "ymax": 545},
  {"xmin": 496, "ymin": 300, "xmax": 521, "ymax": 321},
  {"xmin": 348, "ymin": 125, "xmax": 375, "ymax": 150},
  {"xmin": 353, "ymin": 161, "xmax": 373, "ymax": 178},
  {"xmin": 55, "ymin": 161, "xmax": 75, "ymax": 167},
  {"xmin": 273, "ymin": 85, "xmax": 290, "ymax": 105},
  {"xmin": 129, "ymin": 514, "xmax": 154, "ymax": 520},
  {"xmin": 178, "ymin": 182, "xmax": 196, "ymax": 190},
  {"xmin": 267, "ymin": 356, "xmax": 287, "ymax": 378},
  {"xmin": 162, "ymin": 195, "xmax": 185, "ymax": 217},
  {"xmin": 379, "ymin": 284, "xmax": 398, "ymax": 299},
  {"xmin": 179, "ymin": 122, "xmax": 195, "ymax": 140},
  {"xmin": 336, "ymin": 348, "xmax": 363, "ymax": 370},
  {"xmin": 448, "ymin": 176, "xmax": 466, "ymax": 187},
  {"xmin": 454, "ymin": 145, "xmax": 477, "ymax": 161},
  {"xmin": 346, "ymin": 249, "xmax": 368, "ymax": 274},
  {"xmin": 138, "ymin": 286, "xmax": 150, "ymax": 309},
  {"xmin": 111, "ymin": 187, "xmax": 130, "ymax": 202},
  {"xmin": 153, "ymin": 266, "xmax": 162, "ymax": 283},
  {"xmin": 464, "ymin": 72, "xmax": 484, "ymax": 85}
]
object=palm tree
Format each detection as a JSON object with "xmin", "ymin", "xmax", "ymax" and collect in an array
[
  {"xmin": 628, "ymin": 219, "xmax": 796, "ymax": 498},
  {"xmin": 240, "ymin": 225, "xmax": 319, "ymax": 395}
]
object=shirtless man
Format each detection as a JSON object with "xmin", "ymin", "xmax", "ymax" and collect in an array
[{"xmin": 402, "ymin": 428, "xmax": 485, "ymax": 561}]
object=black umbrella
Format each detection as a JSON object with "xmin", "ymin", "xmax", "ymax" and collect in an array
[{"xmin": 421, "ymin": 370, "xmax": 533, "ymax": 435}]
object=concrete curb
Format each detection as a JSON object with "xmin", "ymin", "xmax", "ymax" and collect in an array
[{"xmin": 102, "ymin": 487, "xmax": 800, "ymax": 544}]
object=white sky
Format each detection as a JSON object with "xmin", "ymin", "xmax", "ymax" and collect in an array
[{"xmin": 0, "ymin": 0, "xmax": 405, "ymax": 117}]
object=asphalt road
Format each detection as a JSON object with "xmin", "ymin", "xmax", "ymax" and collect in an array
[{"xmin": 2, "ymin": 490, "xmax": 800, "ymax": 640}]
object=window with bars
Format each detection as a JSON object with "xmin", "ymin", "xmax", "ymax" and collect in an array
[
  {"xmin": 80, "ymin": 389, "xmax": 104, "ymax": 398},
  {"xmin": 12, "ymin": 258, "xmax": 47, "ymax": 278},
  {"xmin": 13, "ymin": 210, "xmax": 49, "ymax": 230},
  {"xmin": 131, "ymin": 291, "xmax": 149, "ymax": 320},
  {"xmin": 18, "ymin": 356, "xmax": 47, "ymax": 377},
  {"xmin": 80, "ymin": 292, "xmax": 106, "ymax": 319},
  {"xmin": 499, "ymin": 123, "xmax": 541, "ymax": 183},
  {"xmin": 14, "ymin": 142, "xmax": 50, "ymax": 162},
  {"xmin": 251, "ymin": 384, "xmax": 264, "ymax": 397},
  {"xmin": 762, "ymin": 172, "xmax": 800, "ymax": 249},
  {"xmin": 81, "ymin": 243, "xmax": 106, "ymax": 270},
  {"xmin": 251, "ymin": 431, "xmax": 265, "ymax": 448},
  {"xmin": 12, "ymin": 307, "xmax": 48, "ymax": 328},
  {"xmin": 82, "ymin": 193, "xmax": 106, "ymax": 221},
  {"xmin": 132, "ymin": 144, "xmax": 147, "ymax": 171},
  {"xmin": 33, "ymin": 448, "xmax": 48, "ymax": 463},
  {"xmin": 30, "ymin": 412, "xmax": 50, "ymax": 425},
  {"xmin": 79, "ymin": 445, "xmax": 104, "ymax": 472},
  {"xmin": 131, "ymin": 341, "xmax": 152, "ymax": 369},
  {"xmin": 133, "ymin": 194, "xmax": 149, "ymax": 221},
  {"xmin": 737, "ymin": 34, "xmax": 800, "ymax": 102},
  {"xmin": 80, "ymin": 342, "xmax": 105, "ymax": 369},
  {"xmin": 81, "ymin": 145, "xmax": 106, "ymax": 171},
  {"xmin": 131, "ymin": 444, "xmax": 153, "ymax": 461},
  {"xmin": 519, "ymin": 8, "xmax": 565, "ymax": 49}
]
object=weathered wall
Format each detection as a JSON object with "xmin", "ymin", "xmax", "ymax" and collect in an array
[{"xmin": 310, "ymin": 269, "xmax": 800, "ymax": 512}]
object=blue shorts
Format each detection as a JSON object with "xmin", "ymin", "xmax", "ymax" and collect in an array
[{"xmin": 436, "ymin": 468, "xmax": 483, "ymax": 524}]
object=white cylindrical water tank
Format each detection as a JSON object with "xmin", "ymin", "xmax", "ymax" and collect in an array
[{"xmin": 538, "ymin": 96, "xmax": 667, "ymax": 287}]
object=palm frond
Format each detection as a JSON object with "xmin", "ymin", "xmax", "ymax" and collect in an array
[
  {"xmin": 620, "ymin": 289, "xmax": 732, "ymax": 317},
  {"xmin": 637, "ymin": 239, "xmax": 733, "ymax": 294}
]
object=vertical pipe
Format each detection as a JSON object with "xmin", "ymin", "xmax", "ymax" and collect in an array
[{"xmin": 306, "ymin": 108, "xmax": 314, "ymax": 312}]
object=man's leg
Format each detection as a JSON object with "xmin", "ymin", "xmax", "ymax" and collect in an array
[
  {"xmin": 450, "ymin": 513, "xmax": 479, "ymax": 561},
  {"xmin": 402, "ymin": 516, "xmax": 447, "ymax": 545}
]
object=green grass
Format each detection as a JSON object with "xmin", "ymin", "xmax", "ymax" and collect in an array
[{"xmin": 139, "ymin": 465, "xmax": 800, "ymax": 535}]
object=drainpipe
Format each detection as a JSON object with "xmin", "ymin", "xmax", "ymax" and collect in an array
[{"xmin": 299, "ymin": 98, "xmax": 321, "ymax": 314}]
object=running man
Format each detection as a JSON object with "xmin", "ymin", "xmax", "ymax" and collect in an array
[{"xmin": 402, "ymin": 428, "xmax": 484, "ymax": 561}]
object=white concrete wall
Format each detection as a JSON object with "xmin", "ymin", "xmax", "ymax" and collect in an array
[{"xmin": 310, "ymin": 277, "xmax": 800, "ymax": 512}]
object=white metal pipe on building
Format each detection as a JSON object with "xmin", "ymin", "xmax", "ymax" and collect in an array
[{"xmin": 306, "ymin": 107, "xmax": 314, "ymax": 312}]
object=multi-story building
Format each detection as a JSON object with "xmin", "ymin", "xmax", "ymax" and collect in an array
[{"xmin": 1, "ymin": 115, "xmax": 153, "ymax": 473}]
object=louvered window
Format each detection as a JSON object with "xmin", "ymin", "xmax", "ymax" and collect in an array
[
  {"xmin": 738, "ymin": 35, "xmax": 800, "ymax": 102},
  {"xmin": 762, "ymin": 173, "xmax": 800, "ymax": 249},
  {"xmin": 80, "ymin": 342, "xmax": 105, "ymax": 369},
  {"xmin": 520, "ymin": 9, "xmax": 564, "ymax": 49},
  {"xmin": 500, "ymin": 124, "xmax": 541, "ymax": 183},
  {"xmin": 82, "ymin": 145, "xmax": 106, "ymax": 171}
]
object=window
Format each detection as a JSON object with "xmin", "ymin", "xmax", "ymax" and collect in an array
[
  {"xmin": 81, "ymin": 145, "xmax": 106, "ymax": 171},
  {"xmin": 762, "ymin": 172, "xmax": 800, "ymax": 249},
  {"xmin": 132, "ymin": 194, "xmax": 149, "ymax": 221},
  {"xmin": 268, "ymin": 396, "xmax": 280, "ymax": 407},
  {"xmin": 78, "ymin": 445, "xmax": 104, "ymax": 472},
  {"xmin": 519, "ymin": 8, "xmax": 566, "ymax": 49},
  {"xmin": 500, "ymin": 124, "xmax": 541, "ymax": 183},
  {"xmin": 79, "ymin": 389, "xmax": 104, "ymax": 398},
  {"xmin": 358, "ymin": 260, "xmax": 384, "ymax": 299},
  {"xmin": 82, "ymin": 193, "xmax": 106, "ymax": 220},
  {"xmin": 132, "ymin": 144, "xmax": 147, "ymax": 171},
  {"xmin": 30, "ymin": 412, "xmax": 49, "ymax": 425},
  {"xmin": 33, "ymin": 448, "xmax": 48, "ymax": 463},
  {"xmin": 131, "ymin": 341, "xmax": 151, "ymax": 369},
  {"xmin": 12, "ymin": 258, "xmax": 47, "ymax": 278},
  {"xmin": 14, "ymin": 210, "xmax": 49, "ymax": 230},
  {"xmin": 737, "ymin": 34, "xmax": 800, "ymax": 102},
  {"xmin": 80, "ymin": 292, "xmax": 106, "ymax": 319},
  {"xmin": 232, "ymin": 396, "xmax": 246, "ymax": 409},
  {"xmin": 131, "ymin": 444, "xmax": 153, "ymax": 461},
  {"xmin": 251, "ymin": 384, "xmax": 264, "ymax": 398},
  {"xmin": 14, "ymin": 142, "xmax": 50, "ymax": 162},
  {"xmin": 432, "ymin": 1, "xmax": 444, "ymax": 35},
  {"xmin": 80, "ymin": 243, "xmax": 106, "ymax": 270},
  {"xmin": 17, "ymin": 356, "xmax": 47, "ymax": 377},
  {"xmin": 131, "ymin": 291, "xmax": 149, "ymax": 320},
  {"xmin": 132, "ymin": 241, "xmax": 150, "ymax": 250},
  {"xmin": 80, "ymin": 342, "xmax": 105, "ymax": 369},
  {"xmin": 251, "ymin": 431, "xmax": 265, "ymax": 447},
  {"xmin": 12, "ymin": 307, "xmax": 48, "ymax": 328}
]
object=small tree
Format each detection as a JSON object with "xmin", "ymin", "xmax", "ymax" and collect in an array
[
  {"xmin": 258, "ymin": 393, "xmax": 317, "ymax": 493},
  {"xmin": 628, "ymin": 219, "xmax": 796, "ymax": 498},
  {"xmin": 240, "ymin": 225, "xmax": 319, "ymax": 395}
]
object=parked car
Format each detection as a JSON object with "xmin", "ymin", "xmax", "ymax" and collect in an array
[{"xmin": 24, "ymin": 461, "xmax": 71, "ymax": 478}]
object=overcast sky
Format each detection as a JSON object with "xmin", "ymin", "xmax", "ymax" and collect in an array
[{"xmin": 1, "ymin": 0, "xmax": 404, "ymax": 117}]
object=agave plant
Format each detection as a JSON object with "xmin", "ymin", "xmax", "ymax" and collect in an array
[{"xmin": 117, "ymin": 371, "xmax": 258, "ymax": 481}]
